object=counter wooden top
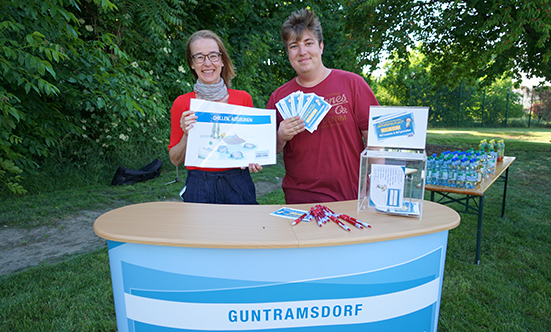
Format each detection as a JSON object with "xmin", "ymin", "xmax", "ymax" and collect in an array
[{"xmin": 94, "ymin": 200, "xmax": 460, "ymax": 249}]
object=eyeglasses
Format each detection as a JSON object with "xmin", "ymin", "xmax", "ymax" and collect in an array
[{"xmin": 191, "ymin": 52, "xmax": 222, "ymax": 64}]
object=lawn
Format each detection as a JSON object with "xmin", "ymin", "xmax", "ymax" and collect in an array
[{"xmin": 1, "ymin": 128, "xmax": 550, "ymax": 331}]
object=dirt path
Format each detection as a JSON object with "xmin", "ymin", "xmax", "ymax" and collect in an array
[
  {"xmin": 0, "ymin": 181, "xmax": 281, "ymax": 276},
  {"xmin": 0, "ymin": 209, "xmax": 108, "ymax": 275}
]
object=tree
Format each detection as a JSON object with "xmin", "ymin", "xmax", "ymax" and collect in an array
[
  {"xmin": 215, "ymin": 0, "xmax": 363, "ymax": 108},
  {"xmin": 1, "ymin": 0, "xmax": 105, "ymax": 194},
  {"xmin": 345, "ymin": 0, "xmax": 551, "ymax": 87},
  {"xmin": 1, "ymin": 0, "xmax": 359, "ymax": 195},
  {"xmin": 377, "ymin": 49, "xmax": 436, "ymax": 106},
  {"xmin": 0, "ymin": 0, "xmax": 168, "ymax": 194},
  {"xmin": 377, "ymin": 47, "xmax": 523, "ymax": 127}
]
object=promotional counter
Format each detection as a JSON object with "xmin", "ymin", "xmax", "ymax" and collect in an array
[{"xmin": 94, "ymin": 200, "xmax": 460, "ymax": 332}]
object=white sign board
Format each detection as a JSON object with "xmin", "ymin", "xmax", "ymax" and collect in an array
[
  {"xmin": 184, "ymin": 99, "xmax": 276, "ymax": 168},
  {"xmin": 367, "ymin": 106, "xmax": 429, "ymax": 149}
]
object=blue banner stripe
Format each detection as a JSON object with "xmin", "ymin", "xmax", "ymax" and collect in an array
[
  {"xmin": 121, "ymin": 249, "xmax": 441, "ymax": 304},
  {"xmin": 195, "ymin": 112, "xmax": 271, "ymax": 125},
  {"xmin": 130, "ymin": 277, "xmax": 436, "ymax": 303}
]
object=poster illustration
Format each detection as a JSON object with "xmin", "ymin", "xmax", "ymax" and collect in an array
[
  {"xmin": 184, "ymin": 99, "xmax": 277, "ymax": 168},
  {"xmin": 367, "ymin": 106, "xmax": 429, "ymax": 149}
]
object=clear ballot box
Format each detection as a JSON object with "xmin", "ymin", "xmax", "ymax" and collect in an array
[{"xmin": 358, "ymin": 148, "xmax": 427, "ymax": 218}]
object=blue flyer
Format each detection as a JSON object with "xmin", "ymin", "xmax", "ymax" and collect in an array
[
  {"xmin": 270, "ymin": 207, "xmax": 309, "ymax": 221},
  {"xmin": 274, "ymin": 91, "xmax": 331, "ymax": 133},
  {"xmin": 373, "ymin": 112, "xmax": 415, "ymax": 140}
]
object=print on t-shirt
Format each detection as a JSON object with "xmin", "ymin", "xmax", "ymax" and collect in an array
[{"xmin": 318, "ymin": 92, "xmax": 349, "ymax": 130}]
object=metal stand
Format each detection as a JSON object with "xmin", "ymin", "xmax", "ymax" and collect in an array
[
  {"xmin": 165, "ymin": 166, "xmax": 183, "ymax": 185},
  {"xmin": 429, "ymin": 167, "xmax": 510, "ymax": 265}
]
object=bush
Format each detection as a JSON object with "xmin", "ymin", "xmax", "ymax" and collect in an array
[{"xmin": 0, "ymin": 0, "xmax": 178, "ymax": 195}]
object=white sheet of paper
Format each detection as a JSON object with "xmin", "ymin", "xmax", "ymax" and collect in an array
[
  {"xmin": 369, "ymin": 164, "xmax": 406, "ymax": 209},
  {"xmin": 184, "ymin": 99, "xmax": 277, "ymax": 168}
]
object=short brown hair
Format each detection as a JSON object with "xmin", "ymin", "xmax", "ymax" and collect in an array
[
  {"xmin": 281, "ymin": 8, "xmax": 323, "ymax": 50},
  {"xmin": 185, "ymin": 30, "xmax": 235, "ymax": 88}
]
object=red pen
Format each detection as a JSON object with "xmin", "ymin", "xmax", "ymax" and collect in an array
[
  {"xmin": 339, "ymin": 215, "xmax": 364, "ymax": 229},
  {"xmin": 319, "ymin": 205, "xmax": 364, "ymax": 230},
  {"xmin": 327, "ymin": 212, "xmax": 358, "ymax": 230},
  {"xmin": 292, "ymin": 212, "xmax": 308, "ymax": 226},
  {"xmin": 320, "ymin": 205, "xmax": 335, "ymax": 215},
  {"xmin": 339, "ymin": 214, "xmax": 371, "ymax": 228},
  {"xmin": 310, "ymin": 207, "xmax": 323, "ymax": 227},
  {"xmin": 331, "ymin": 217, "xmax": 351, "ymax": 232},
  {"xmin": 313, "ymin": 206, "xmax": 328, "ymax": 224}
]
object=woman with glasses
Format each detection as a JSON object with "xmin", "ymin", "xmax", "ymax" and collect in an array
[{"xmin": 168, "ymin": 30, "xmax": 262, "ymax": 204}]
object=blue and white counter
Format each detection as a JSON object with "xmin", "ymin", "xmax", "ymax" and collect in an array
[{"xmin": 94, "ymin": 200, "xmax": 460, "ymax": 332}]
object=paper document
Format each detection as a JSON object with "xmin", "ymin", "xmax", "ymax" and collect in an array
[
  {"xmin": 184, "ymin": 99, "xmax": 276, "ymax": 168},
  {"xmin": 369, "ymin": 164, "xmax": 406, "ymax": 209}
]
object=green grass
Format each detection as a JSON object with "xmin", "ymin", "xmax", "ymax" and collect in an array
[
  {"xmin": 0, "ymin": 249, "xmax": 117, "ymax": 331},
  {"xmin": 427, "ymin": 128, "xmax": 551, "ymax": 331},
  {"xmin": 1, "ymin": 128, "xmax": 551, "ymax": 331},
  {"xmin": 0, "ymin": 150, "xmax": 286, "ymax": 228},
  {"xmin": 428, "ymin": 127, "xmax": 551, "ymax": 143}
]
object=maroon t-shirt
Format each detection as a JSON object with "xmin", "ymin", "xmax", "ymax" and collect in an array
[{"xmin": 267, "ymin": 69, "xmax": 379, "ymax": 204}]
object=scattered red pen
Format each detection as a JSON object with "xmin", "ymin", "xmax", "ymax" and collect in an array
[
  {"xmin": 339, "ymin": 214, "xmax": 371, "ymax": 228},
  {"xmin": 332, "ymin": 217, "xmax": 351, "ymax": 231},
  {"xmin": 338, "ymin": 215, "xmax": 364, "ymax": 229},
  {"xmin": 292, "ymin": 212, "xmax": 308, "ymax": 226},
  {"xmin": 289, "ymin": 205, "xmax": 371, "ymax": 231}
]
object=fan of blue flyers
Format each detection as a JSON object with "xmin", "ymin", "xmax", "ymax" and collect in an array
[{"xmin": 275, "ymin": 91, "xmax": 332, "ymax": 133}]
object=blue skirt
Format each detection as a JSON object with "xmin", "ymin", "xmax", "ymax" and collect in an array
[{"xmin": 181, "ymin": 168, "xmax": 258, "ymax": 204}]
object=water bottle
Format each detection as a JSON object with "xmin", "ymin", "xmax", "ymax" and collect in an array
[
  {"xmin": 487, "ymin": 148, "xmax": 497, "ymax": 174},
  {"xmin": 426, "ymin": 156, "xmax": 434, "ymax": 185},
  {"xmin": 497, "ymin": 140, "xmax": 505, "ymax": 162},
  {"xmin": 466, "ymin": 158, "xmax": 478, "ymax": 189},
  {"xmin": 478, "ymin": 150, "xmax": 487, "ymax": 180},
  {"xmin": 488, "ymin": 139, "xmax": 495, "ymax": 152},
  {"xmin": 475, "ymin": 153, "xmax": 483, "ymax": 184},
  {"xmin": 448, "ymin": 157, "xmax": 459, "ymax": 187},
  {"xmin": 479, "ymin": 139, "xmax": 487, "ymax": 153},
  {"xmin": 433, "ymin": 157, "xmax": 442, "ymax": 186},
  {"xmin": 441, "ymin": 157, "xmax": 451, "ymax": 187},
  {"xmin": 457, "ymin": 158, "xmax": 468, "ymax": 188}
]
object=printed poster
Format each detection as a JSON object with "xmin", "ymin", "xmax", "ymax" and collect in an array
[
  {"xmin": 184, "ymin": 99, "xmax": 276, "ymax": 168},
  {"xmin": 367, "ymin": 106, "xmax": 429, "ymax": 149}
]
